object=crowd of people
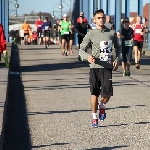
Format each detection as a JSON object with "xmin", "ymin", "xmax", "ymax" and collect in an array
[
  {"xmin": 5, "ymin": 10, "xmax": 149, "ymax": 127},
  {"xmin": 76, "ymin": 10, "xmax": 148, "ymax": 128}
]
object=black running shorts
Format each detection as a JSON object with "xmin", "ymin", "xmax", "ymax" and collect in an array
[
  {"xmin": 133, "ymin": 40, "xmax": 143, "ymax": 48},
  {"xmin": 43, "ymin": 30, "xmax": 50, "ymax": 37},
  {"xmin": 61, "ymin": 34, "xmax": 70, "ymax": 41},
  {"xmin": 24, "ymin": 33, "xmax": 29, "ymax": 36},
  {"xmin": 89, "ymin": 68, "xmax": 113, "ymax": 97},
  {"xmin": 69, "ymin": 32, "xmax": 74, "ymax": 40}
]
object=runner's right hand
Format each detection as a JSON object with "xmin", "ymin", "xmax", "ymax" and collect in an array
[{"xmin": 88, "ymin": 55, "xmax": 95, "ymax": 63}]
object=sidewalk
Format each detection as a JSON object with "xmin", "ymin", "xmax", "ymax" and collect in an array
[{"xmin": 3, "ymin": 44, "xmax": 150, "ymax": 150}]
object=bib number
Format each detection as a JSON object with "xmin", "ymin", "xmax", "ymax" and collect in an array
[
  {"xmin": 45, "ymin": 26, "xmax": 49, "ymax": 30},
  {"xmin": 124, "ymin": 40, "xmax": 132, "ymax": 46},
  {"xmin": 135, "ymin": 29, "xmax": 142, "ymax": 33},
  {"xmin": 64, "ymin": 32, "xmax": 69, "ymax": 34},
  {"xmin": 37, "ymin": 25, "xmax": 41, "ymax": 27},
  {"xmin": 99, "ymin": 40, "xmax": 112, "ymax": 61}
]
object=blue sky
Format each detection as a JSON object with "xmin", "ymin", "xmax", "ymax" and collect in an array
[{"xmin": 9, "ymin": 0, "xmax": 149, "ymax": 17}]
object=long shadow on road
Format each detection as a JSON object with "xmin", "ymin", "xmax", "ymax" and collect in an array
[
  {"xmin": 21, "ymin": 61, "xmax": 89, "ymax": 72},
  {"xmin": 87, "ymin": 145, "xmax": 128, "ymax": 150},
  {"xmin": 3, "ymin": 44, "xmax": 31, "ymax": 150}
]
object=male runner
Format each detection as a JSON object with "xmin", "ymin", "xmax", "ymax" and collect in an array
[
  {"xmin": 79, "ymin": 9, "xmax": 118, "ymax": 128},
  {"xmin": 41, "ymin": 17, "xmax": 52, "ymax": 48},
  {"xmin": 35, "ymin": 16, "xmax": 43, "ymax": 45},
  {"xmin": 76, "ymin": 17, "xmax": 91, "ymax": 61},
  {"xmin": 117, "ymin": 17, "xmax": 134, "ymax": 76},
  {"xmin": 132, "ymin": 16, "xmax": 148, "ymax": 69},
  {"xmin": 77, "ymin": 12, "xmax": 88, "ymax": 23},
  {"xmin": 60, "ymin": 14, "xmax": 71, "ymax": 56}
]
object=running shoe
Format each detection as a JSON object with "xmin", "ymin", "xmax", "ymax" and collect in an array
[
  {"xmin": 62, "ymin": 50, "xmax": 65, "ymax": 55},
  {"xmin": 135, "ymin": 63, "xmax": 140, "ymax": 69},
  {"xmin": 126, "ymin": 70, "xmax": 131, "ymax": 76},
  {"xmin": 99, "ymin": 102, "xmax": 106, "ymax": 121},
  {"xmin": 69, "ymin": 50, "xmax": 73, "ymax": 54},
  {"xmin": 92, "ymin": 118, "xmax": 98, "ymax": 128},
  {"xmin": 78, "ymin": 55, "xmax": 83, "ymax": 61},
  {"xmin": 123, "ymin": 71, "xmax": 127, "ymax": 76},
  {"xmin": 65, "ymin": 51, "xmax": 68, "ymax": 56}
]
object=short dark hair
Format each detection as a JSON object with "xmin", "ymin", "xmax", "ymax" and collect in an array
[
  {"xmin": 94, "ymin": 9, "xmax": 104, "ymax": 16},
  {"xmin": 123, "ymin": 17, "xmax": 129, "ymax": 22}
]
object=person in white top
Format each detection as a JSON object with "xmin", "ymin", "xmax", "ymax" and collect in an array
[
  {"xmin": 90, "ymin": 18, "xmax": 96, "ymax": 30},
  {"xmin": 19, "ymin": 29, "xmax": 24, "ymax": 45}
]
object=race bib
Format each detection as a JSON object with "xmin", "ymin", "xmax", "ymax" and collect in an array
[
  {"xmin": 99, "ymin": 40, "xmax": 112, "ymax": 62},
  {"xmin": 64, "ymin": 32, "xmax": 69, "ymax": 34},
  {"xmin": 124, "ymin": 40, "xmax": 132, "ymax": 46},
  {"xmin": 45, "ymin": 26, "xmax": 49, "ymax": 30},
  {"xmin": 135, "ymin": 29, "xmax": 142, "ymax": 33},
  {"xmin": 37, "ymin": 25, "xmax": 41, "ymax": 27}
]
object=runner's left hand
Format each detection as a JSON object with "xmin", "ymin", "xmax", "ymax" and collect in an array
[{"xmin": 113, "ymin": 61, "xmax": 118, "ymax": 71}]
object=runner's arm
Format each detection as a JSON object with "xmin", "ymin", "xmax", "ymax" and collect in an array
[
  {"xmin": 75, "ymin": 24, "xmax": 84, "ymax": 36},
  {"xmin": 41, "ymin": 23, "xmax": 44, "ymax": 31},
  {"xmin": 35, "ymin": 21, "xmax": 37, "ymax": 27},
  {"xmin": 111, "ymin": 31, "xmax": 120, "ymax": 62},
  {"xmin": 79, "ymin": 32, "xmax": 91, "ymax": 60},
  {"xmin": 49, "ymin": 22, "xmax": 52, "ymax": 30}
]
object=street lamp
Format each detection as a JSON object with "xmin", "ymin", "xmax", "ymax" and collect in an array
[
  {"xmin": 9, "ymin": 0, "xmax": 19, "ymax": 17},
  {"xmin": 53, "ymin": 1, "xmax": 69, "ymax": 19}
]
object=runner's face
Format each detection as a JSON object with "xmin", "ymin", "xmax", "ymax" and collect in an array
[
  {"xmin": 124, "ymin": 20, "xmax": 129, "ymax": 27},
  {"xmin": 63, "ymin": 17, "xmax": 67, "ymax": 20},
  {"xmin": 94, "ymin": 13, "xmax": 105, "ymax": 26},
  {"xmin": 136, "ymin": 17, "xmax": 141, "ymax": 23}
]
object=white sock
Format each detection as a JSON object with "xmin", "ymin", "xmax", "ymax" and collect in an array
[
  {"xmin": 99, "ymin": 101, "xmax": 105, "ymax": 108},
  {"xmin": 92, "ymin": 113, "xmax": 98, "ymax": 119}
]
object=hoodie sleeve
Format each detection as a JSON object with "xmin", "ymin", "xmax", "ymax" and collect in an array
[{"xmin": 79, "ymin": 31, "xmax": 91, "ymax": 60}]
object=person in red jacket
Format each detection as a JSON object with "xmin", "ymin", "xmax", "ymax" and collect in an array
[
  {"xmin": 132, "ymin": 16, "xmax": 148, "ymax": 69},
  {"xmin": 76, "ymin": 12, "xmax": 88, "ymax": 23},
  {"xmin": 0, "ymin": 24, "xmax": 9, "ymax": 68}
]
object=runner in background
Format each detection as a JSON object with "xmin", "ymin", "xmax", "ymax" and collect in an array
[
  {"xmin": 35, "ymin": 17, "xmax": 43, "ymax": 45},
  {"xmin": 105, "ymin": 15, "xmax": 115, "ymax": 30},
  {"xmin": 41, "ymin": 17, "xmax": 52, "ymax": 48},
  {"xmin": 21, "ymin": 20, "xmax": 31, "ymax": 45},
  {"xmin": 77, "ymin": 12, "xmax": 88, "ymax": 23},
  {"xmin": 19, "ymin": 28, "xmax": 24, "ymax": 45},
  {"xmin": 90, "ymin": 18, "xmax": 96, "ymax": 30},
  {"xmin": 132, "ymin": 16, "xmax": 148, "ymax": 69},
  {"xmin": 117, "ymin": 17, "xmax": 134, "ymax": 76},
  {"xmin": 76, "ymin": 16, "xmax": 91, "ymax": 61},
  {"xmin": 59, "ymin": 14, "xmax": 71, "ymax": 56},
  {"xmin": 69, "ymin": 20, "xmax": 74, "ymax": 54}
]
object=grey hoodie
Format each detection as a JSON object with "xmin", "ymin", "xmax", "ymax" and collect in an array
[{"xmin": 79, "ymin": 27, "xmax": 115, "ymax": 68}]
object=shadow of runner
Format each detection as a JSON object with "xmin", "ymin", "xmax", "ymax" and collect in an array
[
  {"xmin": 87, "ymin": 145, "xmax": 128, "ymax": 150},
  {"xmin": 32, "ymin": 142, "xmax": 70, "ymax": 149},
  {"xmin": 2, "ymin": 44, "xmax": 31, "ymax": 150},
  {"xmin": 21, "ymin": 61, "xmax": 89, "ymax": 72}
]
